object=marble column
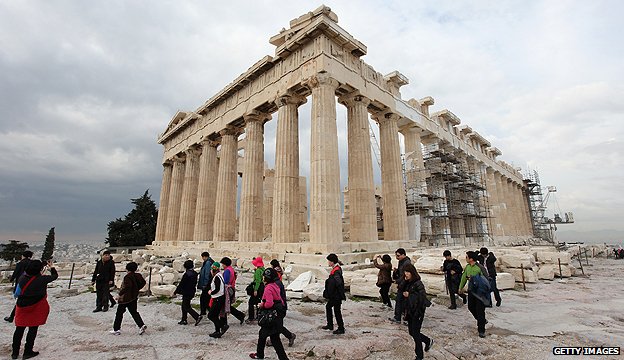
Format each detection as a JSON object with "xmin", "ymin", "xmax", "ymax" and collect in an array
[
  {"xmin": 339, "ymin": 93, "xmax": 377, "ymax": 242},
  {"xmin": 307, "ymin": 73, "xmax": 342, "ymax": 246},
  {"xmin": 164, "ymin": 155, "xmax": 185, "ymax": 244},
  {"xmin": 177, "ymin": 148, "xmax": 201, "ymax": 242},
  {"xmin": 154, "ymin": 161, "xmax": 173, "ymax": 243},
  {"xmin": 263, "ymin": 169, "xmax": 275, "ymax": 238},
  {"xmin": 193, "ymin": 140, "xmax": 219, "ymax": 241},
  {"xmin": 272, "ymin": 93, "xmax": 306, "ymax": 243},
  {"xmin": 239, "ymin": 111, "xmax": 270, "ymax": 242},
  {"xmin": 485, "ymin": 168, "xmax": 500, "ymax": 236},
  {"xmin": 213, "ymin": 127, "xmax": 240, "ymax": 241},
  {"xmin": 505, "ymin": 179, "xmax": 518, "ymax": 236},
  {"xmin": 495, "ymin": 173, "xmax": 507, "ymax": 236},
  {"xmin": 522, "ymin": 186, "xmax": 534, "ymax": 236},
  {"xmin": 375, "ymin": 112, "xmax": 408, "ymax": 241}
]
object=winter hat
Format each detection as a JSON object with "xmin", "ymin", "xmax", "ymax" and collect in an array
[
  {"xmin": 262, "ymin": 268, "xmax": 278, "ymax": 283},
  {"xmin": 211, "ymin": 261, "xmax": 221, "ymax": 271},
  {"xmin": 252, "ymin": 257, "xmax": 264, "ymax": 268}
]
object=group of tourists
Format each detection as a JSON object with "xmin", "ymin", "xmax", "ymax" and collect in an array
[{"xmin": 4, "ymin": 246, "xmax": 504, "ymax": 360}]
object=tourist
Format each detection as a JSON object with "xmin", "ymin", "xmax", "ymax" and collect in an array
[
  {"xmin": 270, "ymin": 259, "xmax": 284, "ymax": 281},
  {"xmin": 246, "ymin": 257, "xmax": 266, "ymax": 323},
  {"xmin": 374, "ymin": 254, "xmax": 393, "ymax": 308},
  {"xmin": 266, "ymin": 263, "xmax": 296, "ymax": 348},
  {"xmin": 249, "ymin": 268, "xmax": 289, "ymax": 360},
  {"xmin": 322, "ymin": 253, "xmax": 346, "ymax": 334},
  {"xmin": 110, "ymin": 262, "xmax": 147, "ymax": 335},
  {"xmin": 91, "ymin": 250, "xmax": 115, "ymax": 313},
  {"xmin": 441, "ymin": 250, "xmax": 466, "ymax": 309},
  {"xmin": 479, "ymin": 247, "xmax": 502, "ymax": 307},
  {"xmin": 403, "ymin": 264, "xmax": 433, "ymax": 360},
  {"xmin": 459, "ymin": 251, "xmax": 489, "ymax": 338},
  {"xmin": 198, "ymin": 251, "xmax": 214, "ymax": 316},
  {"xmin": 390, "ymin": 248, "xmax": 412, "ymax": 323},
  {"xmin": 207, "ymin": 261, "xmax": 227, "ymax": 338},
  {"xmin": 220, "ymin": 257, "xmax": 246, "ymax": 325},
  {"xmin": 11, "ymin": 259, "xmax": 57, "ymax": 359},
  {"xmin": 5, "ymin": 250, "xmax": 33, "ymax": 323},
  {"xmin": 174, "ymin": 260, "xmax": 201, "ymax": 326}
]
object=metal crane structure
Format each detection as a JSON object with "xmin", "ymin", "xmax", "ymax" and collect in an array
[{"xmin": 524, "ymin": 170, "xmax": 574, "ymax": 243}]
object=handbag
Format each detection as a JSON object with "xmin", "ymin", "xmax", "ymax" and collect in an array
[
  {"xmin": 257, "ymin": 301, "xmax": 285, "ymax": 327},
  {"xmin": 246, "ymin": 282, "xmax": 255, "ymax": 296}
]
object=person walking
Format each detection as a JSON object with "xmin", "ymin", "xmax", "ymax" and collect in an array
[
  {"xmin": 374, "ymin": 254, "xmax": 393, "ymax": 308},
  {"xmin": 220, "ymin": 257, "xmax": 246, "ymax": 325},
  {"xmin": 249, "ymin": 268, "xmax": 289, "ymax": 360},
  {"xmin": 479, "ymin": 247, "xmax": 501, "ymax": 307},
  {"xmin": 110, "ymin": 262, "xmax": 147, "ymax": 336},
  {"xmin": 322, "ymin": 253, "xmax": 346, "ymax": 335},
  {"xmin": 174, "ymin": 260, "xmax": 202, "ymax": 326},
  {"xmin": 459, "ymin": 251, "xmax": 489, "ymax": 338},
  {"xmin": 91, "ymin": 251, "xmax": 115, "ymax": 313},
  {"xmin": 247, "ymin": 257, "xmax": 266, "ymax": 323},
  {"xmin": 441, "ymin": 250, "xmax": 466, "ymax": 309},
  {"xmin": 266, "ymin": 262, "xmax": 296, "ymax": 348},
  {"xmin": 11, "ymin": 259, "xmax": 57, "ymax": 359},
  {"xmin": 5, "ymin": 250, "xmax": 33, "ymax": 323},
  {"xmin": 270, "ymin": 259, "xmax": 284, "ymax": 281},
  {"xmin": 403, "ymin": 264, "xmax": 433, "ymax": 360},
  {"xmin": 390, "ymin": 248, "xmax": 412, "ymax": 323},
  {"xmin": 198, "ymin": 252, "xmax": 214, "ymax": 316},
  {"xmin": 207, "ymin": 261, "xmax": 227, "ymax": 338}
]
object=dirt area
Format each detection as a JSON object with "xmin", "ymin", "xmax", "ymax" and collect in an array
[{"xmin": 0, "ymin": 258, "xmax": 622, "ymax": 359}]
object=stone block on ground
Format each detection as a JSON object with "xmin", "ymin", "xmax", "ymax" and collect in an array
[
  {"xmin": 568, "ymin": 265, "xmax": 577, "ymax": 276},
  {"xmin": 419, "ymin": 273, "xmax": 446, "ymax": 296},
  {"xmin": 286, "ymin": 271, "xmax": 315, "ymax": 292},
  {"xmin": 537, "ymin": 265, "xmax": 555, "ymax": 280},
  {"xmin": 536, "ymin": 251, "xmax": 571, "ymax": 265},
  {"xmin": 414, "ymin": 256, "xmax": 444, "ymax": 275},
  {"xmin": 151, "ymin": 285, "xmax": 177, "ymax": 297},
  {"xmin": 160, "ymin": 272, "xmax": 177, "ymax": 285},
  {"xmin": 286, "ymin": 290, "xmax": 304, "ymax": 299},
  {"xmin": 349, "ymin": 277, "xmax": 378, "ymax": 298},
  {"xmin": 505, "ymin": 268, "xmax": 538, "ymax": 283},
  {"xmin": 302, "ymin": 283, "xmax": 325, "ymax": 302},
  {"xmin": 172, "ymin": 259, "xmax": 185, "ymax": 273},
  {"xmin": 499, "ymin": 253, "xmax": 536, "ymax": 269}
]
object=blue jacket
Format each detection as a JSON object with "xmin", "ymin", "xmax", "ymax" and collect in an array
[
  {"xmin": 198, "ymin": 257, "xmax": 214, "ymax": 289},
  {"xmin": 469, "ymin": 274, "xmax": 492, "ymax": 307}
]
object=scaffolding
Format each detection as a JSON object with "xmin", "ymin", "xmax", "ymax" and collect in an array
[{"xmin": 403, "ymin": 141, "xmax": 491, "ymax": 247}]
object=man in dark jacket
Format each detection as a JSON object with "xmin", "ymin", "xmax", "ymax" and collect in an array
[
  {"xmin": 91, "ymin": 251, "xmax": 116, "ymax": 313},
  {"xmin": 197, "ymin": 251, "xmax": 214, "ymax": 316},
  {"xmin": 111, "ymin": 262, "xmax": 147, "ymax": 335},
  {"xmin": 174, "ymin": 260, "xmax": 201, "ymax": 325},
  {"xmin": 441, "ymin": 250, "xmax": 466, "ymax": 309},
  {"xmin": 390, "ymin": 248, "xmax": 411, "ymax": 323},
  {"xmin": 323, "ymin": 253, "xmax": 346, "ymax": 334},
  {"xmin": 4, "ymin": 250, "xmax": 33, "ymax": 323},
  {"xmin": 479, "ymin": 247, "xmax": 501, "ymax": 307}
]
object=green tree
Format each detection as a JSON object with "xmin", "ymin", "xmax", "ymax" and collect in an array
[
  {"xmin": 0, "ymin": 240, "xmax": 29, "ymax": 265},
  {"xmin": 42, "ymin": 227, "xmax": 55, "ymax": 261},
  {"xmin": 106, "ymin": 190, "xmax": 158, "ymax": 247}
]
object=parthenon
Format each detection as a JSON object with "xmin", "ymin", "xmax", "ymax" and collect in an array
[{"xmin": 150, "ymin": 6, "xmax": 534, "ymax": 262}]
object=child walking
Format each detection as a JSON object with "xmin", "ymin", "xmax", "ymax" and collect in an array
[{"xmin": 110, "ymin": 262, "xmax": 147, "ymax": 335}]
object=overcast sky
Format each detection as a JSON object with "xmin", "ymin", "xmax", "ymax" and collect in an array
[{"xmin": 1, "ymin": 1, "xmax": 622, "ymax": 245}]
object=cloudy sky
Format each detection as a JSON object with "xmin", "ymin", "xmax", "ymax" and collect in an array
[{"xmin": 1, "ymin": 1, "xmax": 622, "ymax": 245}]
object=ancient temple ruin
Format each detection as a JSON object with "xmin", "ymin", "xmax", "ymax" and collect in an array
[{"xmin": 150, "ymin": 6, "xmax": 534, "ymax": 263}]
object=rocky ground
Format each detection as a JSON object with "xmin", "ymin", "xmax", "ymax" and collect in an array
[{"xmin": 0, "ymin": 256, "xmax": 622, "ymax": 359}]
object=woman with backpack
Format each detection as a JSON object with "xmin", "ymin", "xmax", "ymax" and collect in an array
[
  {"xmin": 110, "ymin": 262, "xmax": 147, "ymax": 336},
  {"xmin": 12, "ymin": 259, "xmax": 57, "ymax": 359},
  {"xmin": 249, "ymin": 268, "xmax": 289, "ymax": 360},
  {"xmin": 403, "ymin": 264, "xmax": 433, "ymax": 360},
  {"xmin": 246, "ymin": 257, "xmax": 265, "ymax": 323}
]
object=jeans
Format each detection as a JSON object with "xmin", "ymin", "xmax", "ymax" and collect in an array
[
  {"xmin": 325, "ymin": 299, "xmax": 344, "ymax": 329},
  {"xmin": 407, "ymin": 313, "xmax": 431, "ymax": 359},
  {"xmin": 113, "ymin": 299, "xmax": 145, "ymax": 331},
  {"xmin": 468, "ymin": 291, "xmax": 487, "ymax": 334}
]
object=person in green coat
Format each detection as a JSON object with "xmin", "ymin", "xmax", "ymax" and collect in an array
[
  {"xmin": 247, "ymin": 257, "xmax": 265, "ymax": 322},
  {"xmin": 459, "ymin": 251, "xmax": 488, "ymax": 338}
]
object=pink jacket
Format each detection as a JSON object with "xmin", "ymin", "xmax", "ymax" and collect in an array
[{"xmin": 261, "ymin": 282, "xmax": 284, "ymax": 309}]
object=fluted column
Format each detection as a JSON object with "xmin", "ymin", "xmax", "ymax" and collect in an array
[
  {"xmin": 177, "ymin": 148, "xmax": 201, "ymax": 242},
  {"xmin": 307, "ymin": 73, "xmax": 342, "ymax": 246},
  {"xmin": 375, "ymin": 112, "xmax": 408, "ymax": 241},
  {"xmin": 272, "ymin": 93, "xmax": 306, "ymax": 243},
  {"xmin": 239, "ymin": 111, "xmax": 270, "ymax": 242},
  {"xmin": 339, "ymin": 93, "xmax": 377, "ymax": 242},
  {"xmin": 194, "ymin": 140, "xmax": 219, "ymax": 241},
  {"xmin": 213, "ymin": 127, "xmax": 240, "ymax": 241},
  {"xmin": 523, "ymin": 186, "xmax": 534, "ymax": 236},
  {"xmin": 165, "ymin": 156, "xmax": 185, "ymax": 244},
  {"xmin": 485, "ymin": 167, "xmax": 501, "ymax": 237},
  {"xmin": 154, "ymin": 161, "xmax": 173, "ymax": 243},
  {"xmin": 504, "ymin": 179, "xmax": 518, "ymax": 236},
  {"xmin": 495, "ymin": 173, "xmax": 507, "ymax": 236}
]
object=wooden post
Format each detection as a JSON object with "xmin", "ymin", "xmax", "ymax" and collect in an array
[
  {"xmin": 520, "ymin": 264, "xmax": 526, "ymax": 291},
  {"xmin": 577, "ymin": 252, "xmax": 585, "ymax": 276},
  {"xmin": 68, "ymin": 263, "xmax": 76, "ymax": 289},
  {"xmin": 557, "ymin": 258, "xmax": 563, "ymax": 278},
  {"xmin": 585, "ymin": 248, "xmax": 589, "ymax": 266},
  {"xmin": 147, "ymin": 267, "xmax": 153, "ymax": 297}
]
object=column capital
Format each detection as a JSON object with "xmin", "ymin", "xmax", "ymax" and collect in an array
[
  {"xmin": 243, "ymin": 110, "xmax": 272, "ymax": 124},
  {"xmin": 303, "ymin": 72, "xmax": 339, "ymax": 90},
  {"xmin": 171, "ymin": 153, "xmax": 186, "ymax": 163},
  {"xmin": 162, "ymin": 159, "xmax": 173, "ymax": 167},
  {"xmin": 371, "ymin": 110, "xmax": 400, "ymax": 124},
  {"xmin": 219, "ymin": 125, "xmax": 242, "ymax": 137},
  {"xmin": 275, "ymin": 92, "xmax": 307, "ymax": 108},
  {"xmin": 337, "ymin": 92, "xmax": 370, "ymax": 107},
  {"xmin": 200, "ymin": 138, "xmax": 220, "ymax": 148},
  {"xmin": 184, "ymin": 147, "xmax": 202, "ymax": 159}
]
